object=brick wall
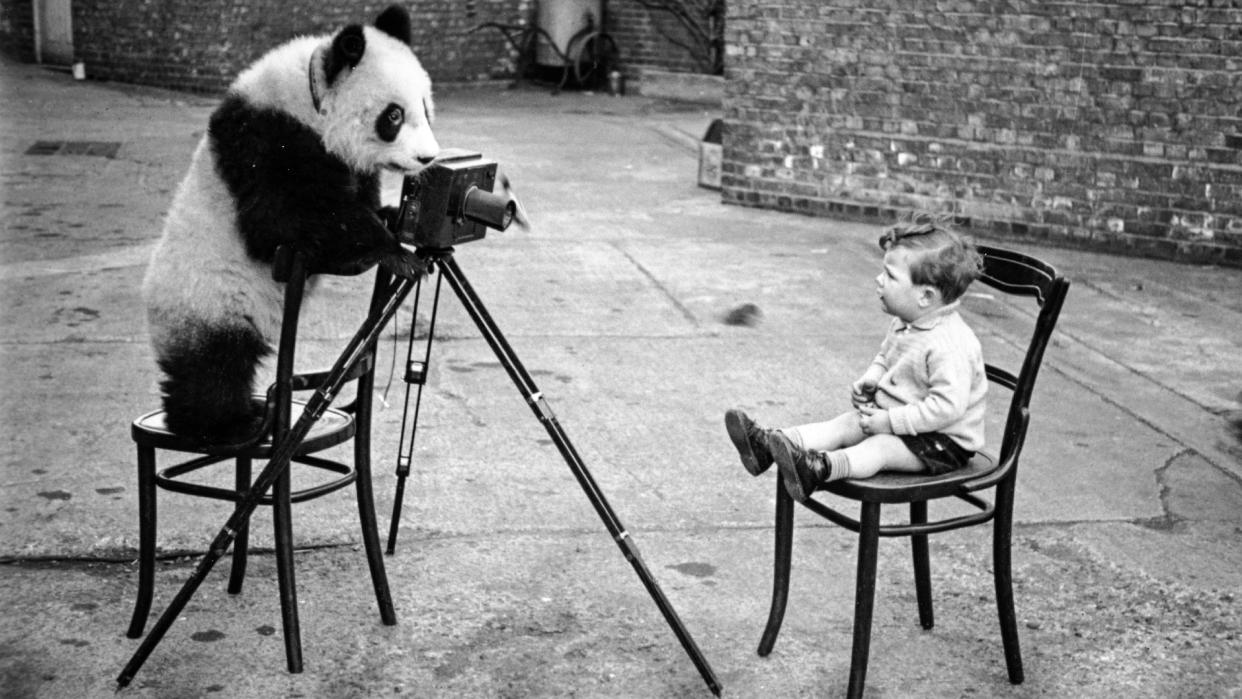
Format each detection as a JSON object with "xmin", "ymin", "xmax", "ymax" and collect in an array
[
  {"xmin": 66, "ymin": 1, "xmax": 530, "ymax": 93},
  {"xmin": 0, "ymin": 0, "xmax": 36, "ymax": 62},
  {"xmin": 608, "ymin": 0, "xmax": 711, "ymax": 76},
  {"xmin": 0, "ymin": 0, "xmax": 716, "ymax": 91},
  {"xmin": 723, "ymin": 0, "xmax": 1242, "ymax": 266}
]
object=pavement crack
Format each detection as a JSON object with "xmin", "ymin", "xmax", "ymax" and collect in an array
[
  {"xmin": 1141, "ymin": 448, "xmax": 1192, "ymax": 531},
  {"xmin": 3, "ymin": 337, "xmax": 143, "ymax": 345},
  {"xmin": 648, "ymin": 123, "xmax": 700, "ymax": 154},
  {"xmin": 1054, "ymin": 323, "xmax": 1218, "ymax": 414},
  {"xmin": 978, "ymin": 280, "xmax": 1225, "ymax": 422},
  {"xmin": 977, "ymin": 292, "xmax": 1232, "ymax": 474},
  {"xmin": 612, "ymin": 242, "xmax": 699, "ymax": 327},
  {"xmin": 1041, "ymin": 356, "xmax": 1232, "ymax": 472},
  {"xmin": 0, "ymin": 244, "xmax": 153, "ymax": 280}
]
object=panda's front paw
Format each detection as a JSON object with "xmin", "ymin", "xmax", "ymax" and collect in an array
[
  {"xmin": 305, "ymin": 243, "xmax": 384, "ymax": 276},
  {"xmin": 316, "ymin": 257, "xmax": 378, "ymax": 276},
  {"xmin": 378, "ymin": 206, "xmax": 400, "ymax": 229},
  {"xmin": 380, "ymin": 246, "xmax": 431, "ymax": 280}
]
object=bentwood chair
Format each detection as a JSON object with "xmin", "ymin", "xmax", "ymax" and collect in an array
[
  {"xmin": 757, "ymin": 245, "xmax": 1069, "ymax": 697},
  {"xmin": 126, "ymin": 246, "xmax": 395, "ymax": 673}
]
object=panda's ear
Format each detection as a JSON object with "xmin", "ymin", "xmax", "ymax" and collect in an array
[
  {"xmin": 375, "ymin": 5, "xmax": 412, "ymax": 45},
  {"xmin": 326, "ymin": 25, "xmax": 366, "ymax": 85}
]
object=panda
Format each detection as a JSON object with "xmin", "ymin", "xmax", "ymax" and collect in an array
[{"xmin": 143, "ymin": 5, "xmax": 439, "ymax": 441}]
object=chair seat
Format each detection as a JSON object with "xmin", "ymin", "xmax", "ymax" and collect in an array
[
  {"xmin": 132, "ymin": 398, "xmax": 355, "ymax": 457},
  {"xmin": 821, "ymin": 451, "xmax": 997, "ymax": 504}
]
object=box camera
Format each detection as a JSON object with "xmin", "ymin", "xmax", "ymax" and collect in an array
[{"xmin": 393, "ymin": 149, "xmax": 517, "ymax": 249}]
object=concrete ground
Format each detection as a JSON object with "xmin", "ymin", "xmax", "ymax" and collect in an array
[{"xmin": 2, "ymin": 56, "xmax": 1241, "ymax": 698}]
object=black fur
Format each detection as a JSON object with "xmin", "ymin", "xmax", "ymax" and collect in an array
[
  {"xmin": 158, "ymin": 319, "xmax": 270, "ymax": 441},
  {"xmin": 376, "ymin": 103, "xmax": 404, "ymax": 142},
  {"xmin": 326, "ymin": 25, "xmax": 366, "ymax": 85},
  {"xmin": 208, "ymin": 94, "xmax": 402, "ymax": 272},
  {"xmin": 154, "ymin": 7, "xmax": 429, "ymax": 441},
  {"xmin": 375, "ymin": 5, "xmax": 412, "ymax": 45}
]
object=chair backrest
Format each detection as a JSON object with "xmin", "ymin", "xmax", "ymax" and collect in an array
[
  {"xmin": 269, "ymin": 245, "xmax": 375, "ymax": 420},
  {"xmin": 270, "ymin": 246, "xmax": 311, "ymax": 437},
  {"xmin": 974, "ymin": 246, "xmax": 1070, "ymax": 468}
]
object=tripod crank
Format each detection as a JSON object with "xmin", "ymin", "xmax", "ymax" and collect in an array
[
  {"xmin": 116, "ymin": 272, "xmax": 419, "ymax": 688},
  {"xmin": 433, "ymin": 254, "xmax": 723, "ymax": 696}
]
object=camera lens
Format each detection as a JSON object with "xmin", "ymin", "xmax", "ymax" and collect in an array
[{"xmin": 461, "ymin": 187, "xmax": 516, "ymax": 232}]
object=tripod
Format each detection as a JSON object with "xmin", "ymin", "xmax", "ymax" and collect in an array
[{"xmin": 118, "ymin": 247, "xmax": 721, "ymax": 696}]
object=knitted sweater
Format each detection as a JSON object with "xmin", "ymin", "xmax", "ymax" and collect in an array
[{"xmin": 865, "ymin": 303, "xmax": 987, "ymax": 451}]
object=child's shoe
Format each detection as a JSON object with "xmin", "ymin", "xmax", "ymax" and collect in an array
[
  {"xmin": 725, "ymin": 409, "xmax": 774, "ymax": 476},
  {"xmin": 769, "ymin": 431, "xmax": 830, "ymax": 502}
]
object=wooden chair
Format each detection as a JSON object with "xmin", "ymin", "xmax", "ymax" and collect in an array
[
  {"xmin": 126, "ymin": 247, "xmax": 395, "ymax": 673},
  {"xmin": 757, "ymin": 245, "xmax": 1069, "ymax": 697}
]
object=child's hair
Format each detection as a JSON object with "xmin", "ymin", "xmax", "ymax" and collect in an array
[{"xmin": 878, "ymin": 213, "xmax": 984, "ymax": 303}]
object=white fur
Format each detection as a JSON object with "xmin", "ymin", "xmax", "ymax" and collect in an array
[
  {"xmin": 231, "ymin": 35, "xmax": 324, "ymax": 129},
  {"xmin": 144, "ymin": 139, "xmax": 285, "ymax": 347},
  {"xmin": 229, "ymin": 27, "xmax": 439, "ymax": 173},
  {"xmin": 145, "ymin": 24, "xmax": 438, "ymax": 351},
  {"xmin": 319, "ymin": 26, "xmax": 439, "ymax": 173}
]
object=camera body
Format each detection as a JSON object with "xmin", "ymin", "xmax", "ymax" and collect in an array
[{"xmin": 393, "ymin": 149, "xmax": 516, "ymax": 249}]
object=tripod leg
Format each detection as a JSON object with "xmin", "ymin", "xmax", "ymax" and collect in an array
[
  {"xmin": 387, "ymin": 269, "xmax": 443, "ymax": 554},
  {"xmin": 437, "ymin": 255, "xmax": 722, "ymax": 696},
  {"xmin": 116, "ymin": 273, "xmax": 418, "ymax": 688},
  {"xmin": 386, "ymin": 473, "xmax": 409, "ymax": 556}
]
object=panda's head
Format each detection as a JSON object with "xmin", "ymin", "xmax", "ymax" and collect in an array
[{"xmin": 311, "ymin": 6, "xmax": 439, "ymax": 174}]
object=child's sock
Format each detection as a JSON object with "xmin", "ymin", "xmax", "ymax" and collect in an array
[
  {"xmin": 823, "ymin": 450, "xmax": 852, "ymax": 482},
  {"xmin": 782, "ymin": 429, "xmax": 850, "ymax": 481}
]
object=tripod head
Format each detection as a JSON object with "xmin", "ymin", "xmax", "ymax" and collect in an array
[{"xmin": 393, "ymin": 149, "xmax": 518, "ymax": 250}]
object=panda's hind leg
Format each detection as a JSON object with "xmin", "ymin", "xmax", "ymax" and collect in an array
[{"xmin": 157, "ymin": 321, "xmax": 271, "ymax": 442}]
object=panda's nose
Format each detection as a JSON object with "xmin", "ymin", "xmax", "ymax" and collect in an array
[{"xmin": 418, "ymin": 155, "xmax": 436, "ymax": 165}]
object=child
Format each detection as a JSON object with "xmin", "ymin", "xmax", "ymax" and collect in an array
[{"xmin": 726, "ymin": 217, "xmax": 987, "ymax": 502}]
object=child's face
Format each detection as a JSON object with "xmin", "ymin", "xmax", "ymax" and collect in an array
[{"xmin": 876, "ymin": 247, "xmax": 933, "ymax": 322}]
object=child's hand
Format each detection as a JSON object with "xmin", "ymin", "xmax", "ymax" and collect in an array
[
  {"xmin": 857, "ymin": 404, "xmax": 892, "ymax": 436},
  {"xmin": 850, "ymin": 378, "xmax": 877, "ymax": 409}
]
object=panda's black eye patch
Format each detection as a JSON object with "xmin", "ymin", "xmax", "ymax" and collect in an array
[{"xmin": 376, "ymin": 103, "xmax": 404, "ymax": 142}]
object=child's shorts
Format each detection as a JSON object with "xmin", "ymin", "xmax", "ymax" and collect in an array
[{"xmin": 899, "ymin": 432, "xmax": 974, "ymax": 475}]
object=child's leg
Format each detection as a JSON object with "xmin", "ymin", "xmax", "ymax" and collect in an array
[
  {"xmin": 771, "ymin": 430, "xmax": 922, "ymax": 502},
  {"xmin": 839, "ymin": 434, "xmax": 924, "ymax": 479},
  {"xmin": 727, "ymin": 409, "xmax": 865, "ymax": 478},
  {"xmin": 782, "ymin": 411, "xmax": 867, "ymax": 452}
]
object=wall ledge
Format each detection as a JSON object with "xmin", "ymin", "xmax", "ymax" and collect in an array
[{"xmin": 634, "ymin": 68, "xmax": 723, "ymax": 105}]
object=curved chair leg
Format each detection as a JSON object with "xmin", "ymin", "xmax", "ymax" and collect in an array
[
  {"xmin": 126, "ymin": 445, "xmax": 157, "ymax": 639},
  {"xmin": 758, "ymin": 477, "xmax": 795, "ymax": 656},
  {"xmin": 910, "ymin": 500, "xmax": 934, "ymax": 630},
  {"xmin": 353, "ymin": 362, "xmax": 397, "ymax": 625},
  {"xmin": 273, "ymin": 466, "xmax": 303, "ymax": 673},
  {"xmin": 847, "ymin": 501, "xmax": 882, "ymax": 699},
  {"xmin": 228, "ymin": 457, "xmax": 252, "ymax": 595},
  {"xmin": 994, "ymin": 485, "xmax": 1024, "ymax": 684}
]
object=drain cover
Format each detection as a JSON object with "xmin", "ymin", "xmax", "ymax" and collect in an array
[{"xmin": 25, "ymin": 140, "xmax": 121, "ymax": 158}]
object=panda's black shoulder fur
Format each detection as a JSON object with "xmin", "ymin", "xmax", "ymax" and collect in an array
[{"xmin": 208, "ymin": 93, "xmax": 398, "ymax": 271}]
